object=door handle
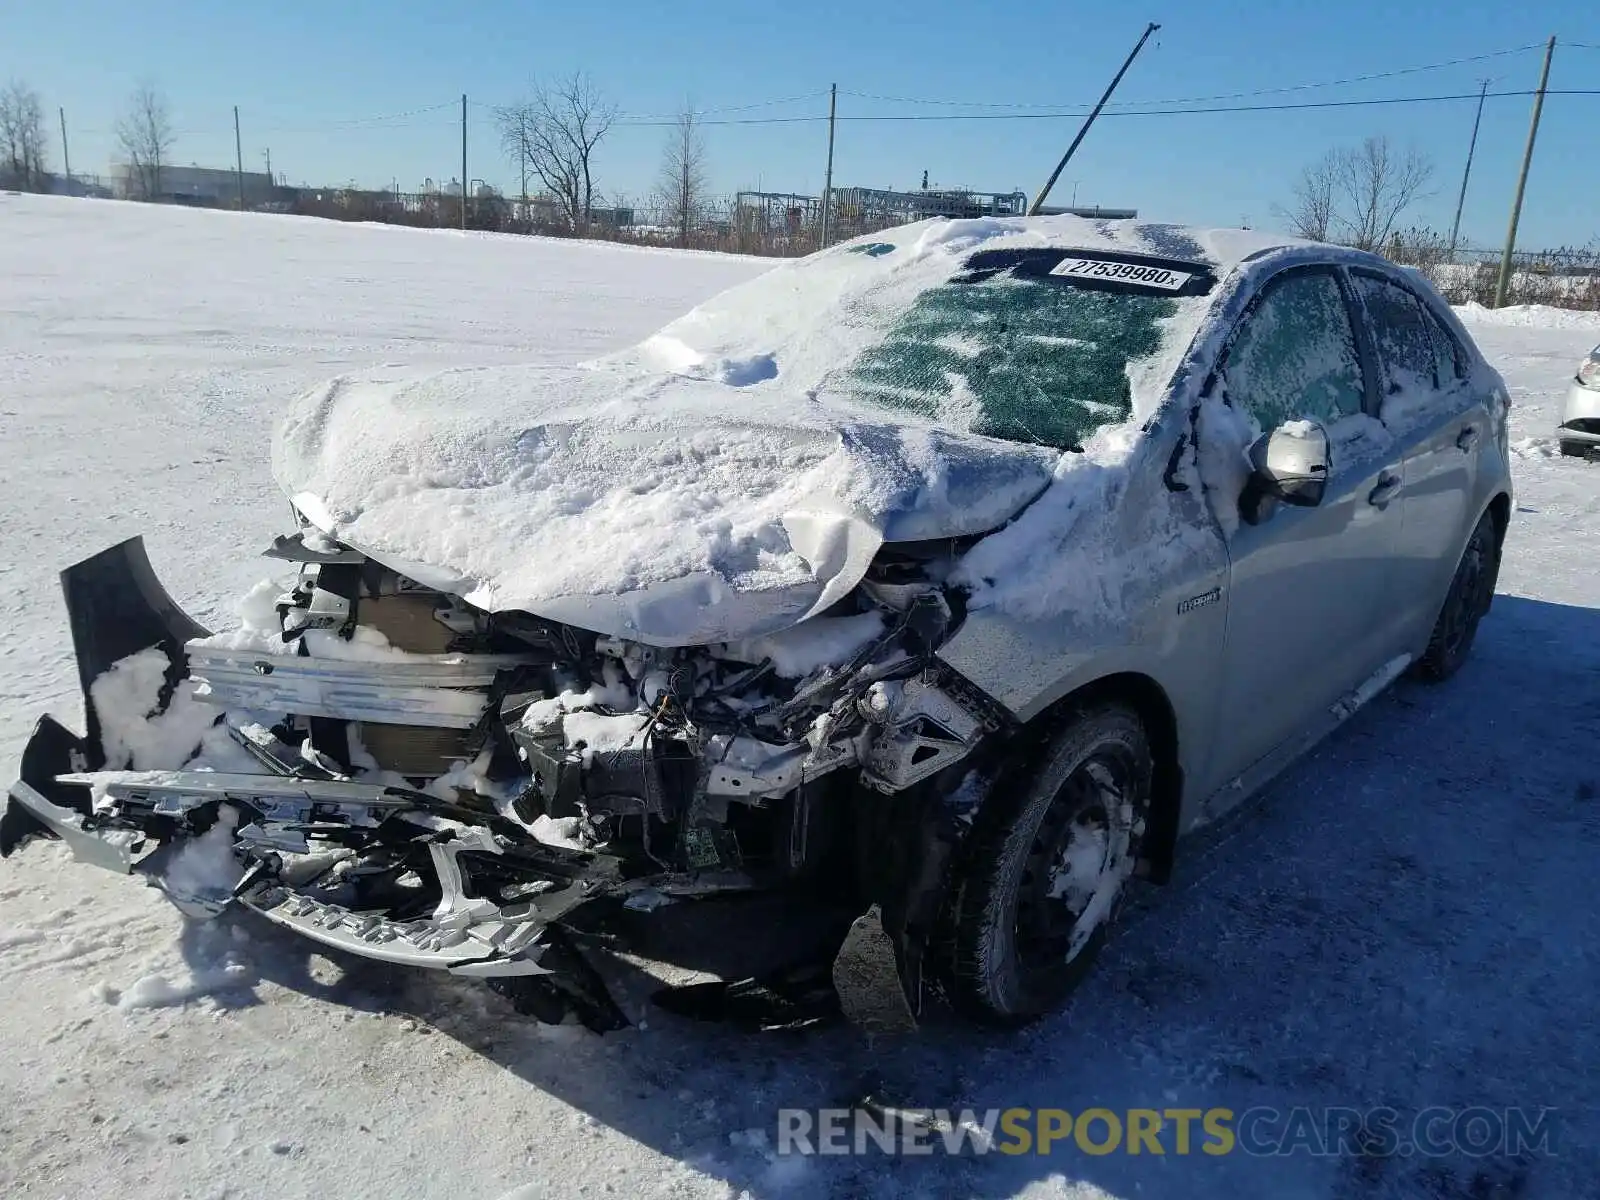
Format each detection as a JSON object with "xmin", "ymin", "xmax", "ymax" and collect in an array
[
  {"xmin": 1368, "ymin": 473, "xmax": 1403, "ymax": 508},
  {"xmin": 1456, "ymin": 425, "xmax": 1481, "ymax": 451}
]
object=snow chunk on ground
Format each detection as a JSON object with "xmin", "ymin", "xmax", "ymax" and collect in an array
[
  {"xmin": 1511, "ymin": 435, "xmax": 1561, "ymax": 459},
  {"xmin": 88, "ymin": 648, "xmax": 220, "ymax": 771},
  {"xmin": 725, "ymin": 610, "xmax": 885, "ymax": 677},
  {"xmin": 115, "ymin": 959, "xmax": 253, "ymax": 1011}
]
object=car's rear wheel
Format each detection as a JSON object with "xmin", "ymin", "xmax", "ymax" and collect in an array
[
  {"xmin": 943, "ymin": 704, "xmax": 1151, "ymax": 1026},
  {"xmin": 1559, "ymin": 439, "xmax": 1590, "ymax": 459},
  {"xmin": 1416, "ymin": 510, "xmax": 1500, "ymax": 682}
]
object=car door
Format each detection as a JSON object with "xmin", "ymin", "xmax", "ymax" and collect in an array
[
  {"xmin": 1200, "ymin": 265, "xmax": 1408, "ymax": 793},
  {"xmin": 1348, "ymin": 270, "xmax": 1484, "ymax": 651}
]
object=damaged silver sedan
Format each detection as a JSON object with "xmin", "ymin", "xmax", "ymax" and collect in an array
[{"xmin": 3, "ymin": 218, "xmax": 1513, "ymax": 1031}]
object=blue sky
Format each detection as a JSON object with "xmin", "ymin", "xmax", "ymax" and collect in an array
[{"xmin": 6, "ymin": 0, "xmax": 1598, "ymax": 248}]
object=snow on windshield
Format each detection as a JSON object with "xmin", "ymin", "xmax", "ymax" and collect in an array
[
  {"xmin": 622, "ymin": 217, "xmax": 1254, "ymax": 447},
  {"xmin": 836, "ymin": 273, "xmax": 1173, "ymax": 450}
]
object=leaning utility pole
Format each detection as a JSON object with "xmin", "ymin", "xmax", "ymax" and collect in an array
[
  {"xmin": 461, "ymin": 94, "xmax": 468, "ymax": 233},
  {"xmin": 1494, "ymin": 36, "xmax": 1556, "ymax": 308},
  {"xmin": 234, "ymin": 106, "xmax": 246, "ymax": 211},
  {"xmin": 1447, "ymin": 79, "xmax": 1489, "ymax": 261},
  {"xmin": 1029, "ymin": 22, "xmax": 1160, "ymax": 215},
  {"xmin": 58, "ymin": 108, "xmax": 71, "ymax": 191},
  {"xmin": 819, "ymin": 83, "xmax": 837, "ymax": 250}
]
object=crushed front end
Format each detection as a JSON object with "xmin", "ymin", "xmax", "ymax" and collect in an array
[{"xmin": 3, "ymin": 531, "xmax": 1006, "ymax": 1029}]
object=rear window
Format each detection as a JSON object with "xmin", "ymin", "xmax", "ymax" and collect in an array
[
  {"xmin": 838, "ymin": 265, "xmax": 1183, "ymax": 451},
  {"xmin": 1353, "ymin": 274, "xmax": 1439, "ymax": 395}
]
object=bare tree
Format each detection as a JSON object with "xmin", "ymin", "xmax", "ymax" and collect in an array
[
  {"xmin": 0, "ymin": 81, "xmax": 49, "ymax": 192},
  {"xmin": 494, "ymin": 74, "xmax": 616, "ymax": 230},
  {"xmin": 655, "ymin": 105, "xmax": 708, "ymax": 246},
  {"xmin": 1280, "ymin": 136, "xmax": 1435, "ymax": 251},
  {"xmin": 1276, "ymin": 155, "xmax": 1335, "ymax": 242},
  {"xmin": 1331, "ymin": 136, "xmax": 1435, "ymax": 251},
  {"xmin": 115, "ymin": 84, "xmax": 174, "ymax": 200}
]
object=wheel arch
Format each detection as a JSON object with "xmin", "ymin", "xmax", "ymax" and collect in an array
[
  {"xmin": 1486, "ymin": 490, "xmax": 1511, "ymax": 550},
  {"xmin": 1483, "ymin": 490, "xmax": 1511, "ymax": 611}
]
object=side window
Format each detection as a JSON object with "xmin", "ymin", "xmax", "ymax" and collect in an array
[
  {"xmin": 1220, "ymin": 269, "xmax": 1366, "ymax": 431},
  {"xmin": 1419, "ymin": 305, "xmax": 1470, "ymax": 388},
  {"xmin": 1352, "ymin": 274, "xmax": 1439, "ymax": 394}
]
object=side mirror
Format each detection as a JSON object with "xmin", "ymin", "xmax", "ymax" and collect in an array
[{"xmin": 1248, "ymin": 420, "xmax": 1330, "ymax": 508}]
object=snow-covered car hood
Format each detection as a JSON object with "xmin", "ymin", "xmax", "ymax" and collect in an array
[
  {"xmin": 274, "ymin": 216, "xmax": 1311, "ymax": 644},
  {"xmin": 272, "ymin": 361, "xmax": 1056, "ymax": 645}
]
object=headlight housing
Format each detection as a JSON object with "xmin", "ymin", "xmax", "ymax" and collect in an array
[{"xmin": 1579, "ymin": 349, "xmax": 1600, "ymax": 390}]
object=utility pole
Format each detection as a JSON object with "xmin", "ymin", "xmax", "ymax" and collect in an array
[
  {"xmin": 461, "ymin": 94, "xmax": 468, "ymax": 233},
  {"xmin": 264, "ymin": 148, "xmax": 272, "ymax": 188},
  {"xmin": 819, "ymin": 83, "xmax": 837, "ymax": 250},
  {"xmin": 233, "ymin": 106, "xmax": 246, "ymax": 211},
  {"xmin": 1029, "ymin": 22, "xmax": 1159, "ymax": 215},
  {"xmin": 1494, "ymin": 37, "xmax": 1556, "ymax": 308},
  {"xmin": 58, "ymin": 107, "xmax": 71, "ymax": 192},
  {"xmin": 1448, "ymin": 79, "xmax": 1490, "ymax": 261}
]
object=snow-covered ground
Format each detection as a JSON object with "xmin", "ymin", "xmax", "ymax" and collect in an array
[{"xmin": 2, "ymin": 194, "xmax": 1598, "ymax": 1199}]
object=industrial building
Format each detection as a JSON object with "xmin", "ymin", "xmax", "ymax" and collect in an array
[
  {"xmin": 733, "ymin": 184, "xmax": 1136, "ymax": 249},
  {"xmin": 112, "ymin": 163, "xmax": 276, "ymax": 207}
]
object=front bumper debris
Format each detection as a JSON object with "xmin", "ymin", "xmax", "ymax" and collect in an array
[
  {"xmin": 187, "ymin": 643, "xmax": 538, "ymax": 729},
  {"xmin": 0, "ymin": 537, "xmax": 622, "ymax": 1006},
  {"xmin": 3, "ymin": 534, "xmax": 949, "ymax": 1033},
  {"xmin": 7, "ymin": 753, "xmax": 622, "ymax": 979}
]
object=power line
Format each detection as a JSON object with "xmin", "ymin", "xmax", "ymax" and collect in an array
[
  {"xmin": 468, "ymin": 91, "xmax": 829, "ymax": 120},
  {"xmin": 73, "ymin": 101, "xmax": 462, "ymax": 139},
  {"xmin": 839, "ymin": 43, "xmax": 1548, "ymax": 111},
  {"xmin": 612, "ymin": 88, "xmax": 1600, "ymax": 127}
]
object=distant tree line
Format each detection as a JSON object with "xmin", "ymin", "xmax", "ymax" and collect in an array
[
  {"xmin": 7, "ymin": 75, "xmax": 1594, "ymax": 305},
  {"xmin": 0, "ymin": 80, "xmax": 49, "ymax": 191}
]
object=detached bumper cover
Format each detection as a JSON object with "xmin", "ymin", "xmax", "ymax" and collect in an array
[
  {"xmin": 5, "ymin": 776, "xmax": 141, "ymax": 874},
  {"xmin": 6, "ymin": 761, "xmax": 620, "ymax": 977}
]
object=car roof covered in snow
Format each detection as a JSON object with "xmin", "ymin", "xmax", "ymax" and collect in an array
[
  {"xmin": 270, "ymin": 216, "xmax": 1339, "ymax": 642},
  {"xmin": 615, "ymin": 216, "xmax": 1315, "ymax": 390}
]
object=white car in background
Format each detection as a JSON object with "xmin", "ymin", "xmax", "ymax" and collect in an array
[{"xmin": 1559, "ymin": 344, "xmax": 1600, "ymax": 457}]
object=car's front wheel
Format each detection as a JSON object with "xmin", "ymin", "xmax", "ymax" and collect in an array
[
  {"xmin": 943, "ymin": 704, "xmax": 1151, "ymax": 1026},
  {"xmin": 1559, "ymin": 438, "xmax": 1590, "ymax": 459},
  {"xmin": 1416, "ymin": 510, "xmax": 1500, "ymax": 682}
]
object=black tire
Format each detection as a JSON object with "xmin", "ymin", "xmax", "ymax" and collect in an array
[
  {"xmin": 1560, "ymin": 439, "xmax": 1590, "ymax": 459},
  {"xmin": 943, "ymin": 704, "xmax": 1151, "ymax": 1026},
  {"xmin": 1415, "ymin": 510, "xmax": 1500, "ymax": 682}
]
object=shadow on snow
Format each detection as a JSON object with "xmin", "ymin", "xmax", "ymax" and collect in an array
[{"xmin": 181, "ymin": 595, "xmax": 1600, "ymax": 1200}]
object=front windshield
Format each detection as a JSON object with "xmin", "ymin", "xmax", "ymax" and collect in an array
[
  {"xmin": 630, "ymin": 219, "xmax": 1237, "ymax": 451},
  {"xmin": 833, "ymin": 272, "xmax": 1177, "ymax": 451}
]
